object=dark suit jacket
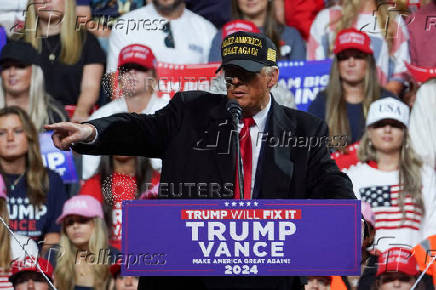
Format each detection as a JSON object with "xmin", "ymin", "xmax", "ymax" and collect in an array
[{"xmin": 73, "ymin": 91, "xmax": 356, "ymax": 289}]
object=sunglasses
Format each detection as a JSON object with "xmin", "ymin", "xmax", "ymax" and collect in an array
[
  {"xmin": 337, "ymin": 50, "xmax": 367, "ymax": 61},
  {"xmin": 64, "ymin": 216, "xmax": 92, "ymax": 227},
  {"xmin": 371, "ymin": 119, "xmax": 405, "ymax": 129},
  {"xmin": 224, "ymin": 70, "xmax": 258, "ymax": 87},
  {"xmin": 163, "ymin": 22, "xmax": 175, "ymax": 49}
]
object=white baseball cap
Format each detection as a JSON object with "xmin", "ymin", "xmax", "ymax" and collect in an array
[{"xmin": 366, "ymin": 97, "xmax": 410, "ymax": 128}]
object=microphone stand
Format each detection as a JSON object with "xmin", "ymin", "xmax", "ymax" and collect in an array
[{"xmin": 231, "ymin": 113, "xmax": 244, "ymax": 199}]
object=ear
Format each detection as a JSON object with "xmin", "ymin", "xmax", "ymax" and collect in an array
[{"xmin": 266, "ymin": 68, "xmax": 279, "ymax": 89}]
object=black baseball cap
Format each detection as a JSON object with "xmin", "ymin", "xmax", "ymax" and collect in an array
[
  {"xmin": 217, "ymin": 31, "xmax": 277, "ymax": 73},
  {"xmin": 0, "ymin": 41, "xmax": 41, "ymax": 67}
]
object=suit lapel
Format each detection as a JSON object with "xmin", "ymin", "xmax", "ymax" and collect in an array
[
  {"xmin": 208, "ymin": 97, "xmax": 237, "ymax": 188},
  {"xmin": 253, "ymin": 96, "xmax": 296, "ymax": 199}
]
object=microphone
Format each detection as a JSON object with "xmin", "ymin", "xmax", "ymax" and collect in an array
[
  {"xmin": 226, "ymin": 99, "xmax": 242, "ymax": 129},
  {"xmin": 226, "ymin": 99, "xmax": 244, "ymax": 199}
]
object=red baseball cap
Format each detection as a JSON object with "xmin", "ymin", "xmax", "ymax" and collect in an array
[
  {"xmin": 118, "ymin": 44, "xmax": 156, "ymax": 70},
  {"xmin": 9, "ymin": 257, "xmax": 54, "ymax": 283},
  {"xmin": 376, "ymin": 247, "xmax": 419, "ymax": 277},
  {"xmin": 333, "ymin": 28, "xmax": 373, "ymax": 55},
  {"xmin": 221, "ymin": 20, "xmax": 261, "ymax": 40},
  {"xmin": 405, "ymin": 62, "xmax": 436, "ymax": 83}
]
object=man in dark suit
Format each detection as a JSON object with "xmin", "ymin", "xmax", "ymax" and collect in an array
[{"xmin": 46, "ymin": 31, "xmax": 355, "ymax": 289}]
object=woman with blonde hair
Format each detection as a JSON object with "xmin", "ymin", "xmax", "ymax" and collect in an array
[
  {"xmin": 0, "ymin": 174, "xmax": 38, "ymax": 290},
  {"xmin": 0, "ymin": 41, "xmax": 68, "ymax": 132},
  {"xmin": 308, "ymin": 28, "xmax": 396, "ymax": 145},
  {"xmin": 55, "ymin": 195, "xmax": 110, "ymax": 290},
  {"xmin": 308, "ymin": 0, "xmax": 410, "ymax": 96},
  {"xmin": 21, "ymin": 0, "xmax": 105, "ymax": 123},
  {"xmin": 0, "ymin": 106, "xmax": 68, "ymax": 248},
  {"xmin": 344, "ymin": 97, "xmax": 436, "ymax": 253}
]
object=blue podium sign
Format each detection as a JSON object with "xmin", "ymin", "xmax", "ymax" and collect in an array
[{"xmin": 122, "ymin": 199, "xmax": 360, "ymax": 276}]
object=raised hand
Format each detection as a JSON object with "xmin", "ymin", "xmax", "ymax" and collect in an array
[{"xmin": 44, "ymin": 122, "xmax": 96, "ymax": 151}]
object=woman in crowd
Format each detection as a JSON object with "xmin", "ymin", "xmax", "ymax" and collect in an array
[
  {"xmin": 0, "ymin": 106, "xmax": 68, "ymax": 248},
  {"xmin": 308, "ymin": 0, "xmax": 410, "ymax": 95},
  {"xmin": 80, "ymin": 155, "xmax": 153, "ymax": 250},
  {"xmin": 308, "ymin": 28, "xmax": 396, "ymax": 145},
  {"xmin": 0, "ymin": 174, "xmax": 38, "ymax": 290},
  {"xmin": 208, "ymin": 0, "xmax": 306, "ymax": 62},
  {"xmin": 55, "ymin": 195, "xmax": 110, "ymax": 290},
  {"xmin": 0, "ymin": 41, "xmax": 68, "ymax": 132},
  {"xmin": 22, "ymin": 0, "xmax": 105, "ymax": 122},
  {"xmin": 345, "ymin": 97, "xmax": 436, "ymax": 253}
]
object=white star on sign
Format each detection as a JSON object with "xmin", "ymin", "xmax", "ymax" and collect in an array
[
  {"xmin": 17, "ymin": 198, "xmax": 23, "ymax": 204},
  {"xmin": 239, "ymin": 202, "xmax": 245, "ymax": 207},
  {"xmin": 246, "ymin": 202, "xmax": 251, "ymax": 206},
  {"xmin": 224, "ymin": 202, "xmax": 229, "ymax": 207},
  {"xmin": 254, "ymin": 201, "xmax": 259, "ymax": 207},
  {"xmin": 10, "ymin": 197, "xmax": 15, "ymax": 203},
  {"xmin": 231, "ymin": 202, "xmax": 237, "ymax": 207}
]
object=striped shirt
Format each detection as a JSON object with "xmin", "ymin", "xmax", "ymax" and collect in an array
[{"xmin": 344, "ymin": 162, "xmax": 436, "ymax": 252}]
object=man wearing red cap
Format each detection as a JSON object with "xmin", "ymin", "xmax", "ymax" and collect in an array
[
  {"xmin": 9, "ymin": 257, "xmax": 54, "ymax": 290},
  {"xmin": 81, "ymin": 44, "xmax": 168, "ymax": 180}
]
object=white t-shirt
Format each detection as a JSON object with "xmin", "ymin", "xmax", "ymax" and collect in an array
[
  {"xmin": 106, "ymin": 4, "xmax": 217, "ymax": 72},
  {"xmin": 0, "ymin": 235, "xmax": 38, "ymax": 290},
  {"xmin": 82, "ymin": 94, "xmax": 168, "ymax": 179},
  {"xmin": 344, "ymin": 162, "xmax": 436, "ymax": 252}
]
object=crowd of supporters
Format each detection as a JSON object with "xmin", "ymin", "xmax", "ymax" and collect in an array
[{"xmin": 0, "ymin": 0, "xmax": 436, "ymax": 289}]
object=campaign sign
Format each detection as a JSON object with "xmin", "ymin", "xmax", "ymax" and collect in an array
[
  {"xmin": 39, "ymin": 132, "xmax": 78, "ymax": 183},
  {"xmin": 122, "ymin": 199, "xmax": 361, "ymax": 276},
  {"xmin": 277, "ymin": 60, "xmax": 332, "ymax": 112}
]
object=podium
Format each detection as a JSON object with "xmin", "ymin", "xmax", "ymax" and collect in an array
[{"xmin": 121, "ymin": 199, "xmax": 361, "ymax": 276}]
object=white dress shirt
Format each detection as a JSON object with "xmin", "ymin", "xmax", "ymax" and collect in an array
[{"xmin": 237, "ymin": 95, "xmax": 272, "ymax": 198}]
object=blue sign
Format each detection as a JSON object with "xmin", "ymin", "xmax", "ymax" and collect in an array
[
  {"xmin": 278, "ymin": 60, "xmax": 332, "ymax": 112},
  {"xmin": 122, "ymin": 199, "xmax": 361, "ymax": 276},
  {"xmin": 39, "ymin": 132, "xmax": 78, "ymax": 183}
]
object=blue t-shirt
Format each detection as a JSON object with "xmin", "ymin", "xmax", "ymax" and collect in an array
[
  {"xmin": 307, "ymin": 89, "xmax": 398, "ymax": 143},
  {"xmin": 6, "ymin": 169, "xmax": 69, "ymax": 243}
]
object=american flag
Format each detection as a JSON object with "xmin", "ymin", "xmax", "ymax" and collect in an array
[{"xmin": 360, "ymin": 185, "xmax": 422, "ymax": 231}]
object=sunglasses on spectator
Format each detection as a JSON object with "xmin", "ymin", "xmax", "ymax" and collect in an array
[
  {"xmin": 163, "ymin": 22, "xmax": 175, "ymax": 49},
  {"xmin": 337, "ymin": 50, "xmax": 367, "ymax": 61},
  {"xmin": 371, "ymin": 119, "xmax": 405, "ymax": 129},
  {"xmin": 64, "ymin": 216, "xmax": 92, "ymax": 226}
]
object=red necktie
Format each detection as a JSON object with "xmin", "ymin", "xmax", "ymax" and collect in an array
[{"xmin": 234, "ymin": 117, "xmax": 255, "ymax": 199}]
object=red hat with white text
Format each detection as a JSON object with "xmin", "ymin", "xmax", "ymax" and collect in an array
[
  {"xmin": 376, "ymin": 247, "xmax": 418, "ymax": 276},
  {"xmin": 333, "ymin": 28, "xmax": 373, "ymax": 55},
  {"xmin": 221, "ymin": 20, "xmax": 261, "ymax": 40},
  {"xmin": 9, "ymin": 257, "xmax": 54, "ymax": 283},
  {"xmin": 118, "ymin": 44, "xmax": 156, "ymax": 70}
]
